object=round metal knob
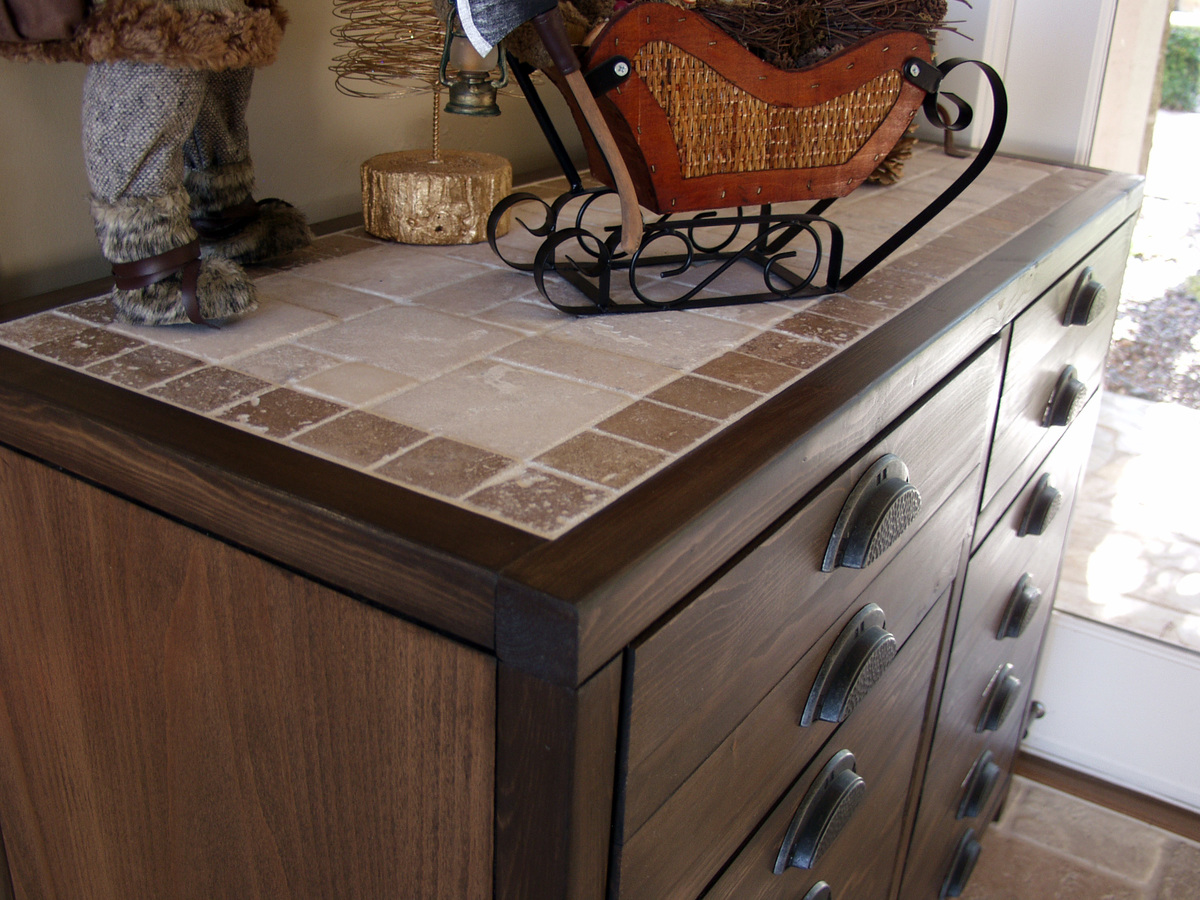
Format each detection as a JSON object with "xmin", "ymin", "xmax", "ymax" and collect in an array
[
  {"xmin": 978, "ymin": 663, "xmax": 1022, "ymax": 733},
  {"xmin": 1042, "ymin": 365, "xmax": 1087, "ymax": 427},
  {"xmin": 958, "ymin": 750, "xmax": 1002, "ymax": 819},
  {"xmin": 1017, "ymin": 473, "xmax": 1062, "ymax": 537},
  {"xmin": 1064, "ymin": 267, "xmax": 1107, "ymax": 326},
  {"xmin": 998, "ymin": 573, "xmax": 1043, "ymax": 639},
  {"xmin": 823, "ymin": 455, "xmax": 922, "ymax": 571},
  {"xmin": 774, "ymin": 750, "xmax": 866, "ymax": 873},
  {"xmin": 941, "ymin": 828, "xmax": 981, "ymax": 898},
  {"xmin": 802, "ymin": 604, "xmax": 898, "ymax": 726}
]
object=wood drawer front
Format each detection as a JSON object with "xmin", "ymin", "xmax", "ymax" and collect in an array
[
  {"xmin": 622, "ymin": 342, "xmax": 999, "ymax": 836},
  {"xmin": 617, "ymin": 488, "xmax": 974, "ymax": 900},
  {"xmin": 981, "ymin": 222, "xmax": 1131, "ymax": 521},
  {"xmin": 697, "ymin": 588, "xmax": 949, "ymax": 900}
]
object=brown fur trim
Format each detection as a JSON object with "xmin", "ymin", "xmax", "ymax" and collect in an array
[{"xmin": 1, "ymin": 0, "xmax": 287, "ymax": 69}]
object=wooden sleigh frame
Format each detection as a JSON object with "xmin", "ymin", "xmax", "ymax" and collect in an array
[{"xmin": 486, "ymin": 1, "xmax": 1008, "ymax": 315}]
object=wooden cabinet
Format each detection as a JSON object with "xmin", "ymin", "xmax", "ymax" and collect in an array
[{"xmin": 0, "ymin": 158, "xmax": 1140, "ymax": 899}]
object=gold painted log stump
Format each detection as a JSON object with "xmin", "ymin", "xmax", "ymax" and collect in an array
[{"xmin": 361, "ymin": 149, "xmax": 512, "ymax": 245}]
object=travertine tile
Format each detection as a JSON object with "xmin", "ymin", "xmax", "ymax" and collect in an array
[
  {"xmin": 296, "ymin": 362, "xmax": 415, "ymax": 405},
  {"xmin": 296, "ymin": 242, "xmax": 491, "ymax": 299},
  {"xmin": 293, "ymin": 411, "xmax": 425, "ymax": 466},
  {"xmin": 110, "ymin": 297, "xmax": 337, "ymax": 364},
  {"xmin": 962, "ymin": 830, "xmax": 1145, "ymax": 900},
  {"xmin": 229, "ymin": 344, "xmax": 341, "ymax": 384},
  {"xmin": 810, "ymin": 294, "xmax": 894, "ymax": 327},
  {"xmin": 87, "ymin": 345, "xmax": 205, "ymax": 389},
  {"xmin": 59, "ymin": 296, "xmax": 115, "ymax": 326},
  {"xmin": 647, "ymin": 375, "xmax": 759, "ymax": 420},
  {"xmin": 490, "ymin": 335, "xmax": 678, "ymax": 393},
  {"xmin": 369, "ymin": 361, "xmax": 627, "ymax": 459},
  {"xmin": 475, "ymin": 299, "xmax": 565, "ymax": 335},
  {"xmin": 695, "ymin": 351, "xmax": 800, "ymax": 393},
  {"xmin": 0, "ymin": 312, "xmax": 88, "ymax": 349},
  {"xmin": 262, "ymin": 231, "xmax": 378, "ymax": 271},
  {"xmin": 775, "ymin": 310, "xmax": 869, "ymax": 345},
  {"xmin": 468, "ymin": 469, "xmax": 610, "ymax": 533},
  {"xmin": 690, "ymin": 300, "xmax": 807, "ymax": 329},
  {"xmin": 296, "ymin": 305, "xmax": 522, "ymax": 378},
  {"xmin": 1003, "ymin": 781, "xmax": 1167, "ymax": 883},
  {"xmin": 255, "ymin": 271, "xmax": 393, "ymax": 319},
  {"xmin": 220, "ymin": 388, "xmax": 348, "ymax": 438},
  {"xmin": 410, "ymin": 268, "xmax": 538, "ymax": 315},
  {"xmin": 536, "ymin": 431, "xmax": 667, "ymax": 488},
  {"xmin": 738, "ymin": 331, "xmax": 836, "ymax": 371},
  {"xmin": 551, "ymin": 310, "xmax": 755, "ymax": 369},
  {"xmin": 149, "ymin": 367, "xmax": 272, "ymax": 413},
  {"xmin": 848, "ymin": 263, "xmax": 942, "ymax": 309},
  {"xmin": 1157, "ymin": 839, "xmax": 1200, "ymax": 900},
  {"xmin": 31, "ymin": 326, "xmax": 143, "ymax": 367},
  {"xmin": 597, "ymin": 400, "xmax": 718, "ymax": 452},
  {"xmin": 375, "ymin": 437, "xmax": 514, "ymax": 498}
]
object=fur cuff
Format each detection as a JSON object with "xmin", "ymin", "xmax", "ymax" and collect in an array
[
  {"xmin": 200, "ymin": 198, "xmax": 313, "ymax": 264},
  {"xmin": 1, "ymin": 0, "xmax": 287, "ymax": 69},
  {"xmin": 91, "ymin": 189, "xmax": 197, "ymax": 264},
  {"xmin": 111, "ymin": 255, "xmax": 257, "ymax": 325},
  {"xmin": 185, "ymin": 159, "xmax": 255, "ymax": 213}
]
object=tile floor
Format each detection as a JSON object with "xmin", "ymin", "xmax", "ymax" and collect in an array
[
  {"xmin": 962, "ymin": 777, "xmax": 1200, "ymax": 900},
  {"xmin": 0, "ymin": 145, "xmax": 1098, "ymax": 538}
]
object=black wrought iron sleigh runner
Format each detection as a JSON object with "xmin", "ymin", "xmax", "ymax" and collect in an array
[{"xmin": 483, "ymin": 0, "xmax": 1008, "ymax": 314}]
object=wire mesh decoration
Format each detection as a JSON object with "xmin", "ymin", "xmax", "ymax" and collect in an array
[{"xmin": 330, "ymin": 0, "xmax": 447, "ymax": 99}]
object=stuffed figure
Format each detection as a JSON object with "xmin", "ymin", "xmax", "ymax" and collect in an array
[{"xmin": 1, "ymin": 0, "xmax": 312, "ymax": 325}]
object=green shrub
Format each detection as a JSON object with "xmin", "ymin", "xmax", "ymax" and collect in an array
[{"xmin": 1162, "ymin": 26, "xmax": 1200, "ymax": 111}]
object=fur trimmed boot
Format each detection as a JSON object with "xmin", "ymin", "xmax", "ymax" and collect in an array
[
  {"xmin": 184, "ymin": 67, "xmax": 312, "ymax": 264},
  {"xmin": 92, "ymin": 190, "xmax": 257, "ymax": 326}
]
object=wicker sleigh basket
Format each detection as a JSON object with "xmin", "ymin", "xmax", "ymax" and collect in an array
[{"xmin": 556, "ymin": 2, "xmax": 933, "ymax": 215}]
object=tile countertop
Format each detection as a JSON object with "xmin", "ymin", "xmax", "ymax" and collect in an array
[{"xmin": 0, "ymin": 145, "xmax": 1103, "ymax": 538}]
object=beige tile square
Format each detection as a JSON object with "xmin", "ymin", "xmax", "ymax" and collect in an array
[
  {"xmin": 370, "ymin": 361, "xmax": 627, "ymax": 459},
  {"xmin": 490, "ymin": 335, "xmax": 678, "ymax": 393},
  {"xmin": 296, "ymin": 305, "xmax": 522, "ymax": 378},
  {"xmin": 230, "ymin": 344, "xmax": 342, "ymax": 384},
  {"xmin": 550, "ymin": 310, "xmax": 756, "ymax": 369},
  {"xmin": 297, "ymin": 242, "xmax": 492, "ymax": 299},
  {"xmin": 963, "ymin": 830, "xmax": 1145, "ymax": 900},
  {"xmin": 475, "ymin": 299, "xmax": 565, "ymax": 335},
  {"xmin": 293, "ymin": 411, "xmax": 425, "ymax": 467},
  {"xmin": 111, "ymin": 296, "xmax": 338, "ymax": 364},
  {"xmin": 1159, "ymin": 840, "xmax": 1200, "ymax": 900},
  {"xmin": 375, "ymin": 437, "xmax": 514, "ymax": 498},
  {"xmin": 255, "ymin": 271, "xmax": 393, "ymax": 319},
  {"xmin": 468, "ymin": 469, "xmax": 611, "ymax": 534},
  {"xmin": 410, "ymin": 268, "xmax": 538, "ymax": 315},
  {"xmin": 536, "ymin": 431, "xmax": 667, "ymax": 488},
  {"xmin": 297, "ymin": 362, "xmax": 415, "ymax": 405}
]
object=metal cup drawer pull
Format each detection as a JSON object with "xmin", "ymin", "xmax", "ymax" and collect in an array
[
  {"xmin": 1042, "ymin": 365, "xmax": 1087, "ymax": 428},
  {"xmin": 998, "ymin": 573, "xmax": 1042, "ymax": 639},
  {"xmin": 1017, "ymin": 473, "xmax": 1062, "ymax": 537},
  {"xmin": 977, "ymin": 663, "xmax": 1021, "ymax": 733},
  {"xmin": 802, "ymin": 882, "xmax": 834, "ymax": 900},
  {"xmin": 801, "ymin": 603, "xmax": 897, "ymax": 727},
  {"xmin": 941, "ymin": 828, "xmax": 982, "ymax": 898},
  {"xmin": 822, "ymin": 454, "xmax": 922, "ymax": 572},
  {"xmin": 1064, "ymin": 266, "xmax": 1108, "ymax": 327},
  {"xmin": 957, "ymin": 749, "xmax": 1001, "ymax": 819},
  {"xmin": 774, "ymin": 750, "xmax": 866, "ymax": 874}
]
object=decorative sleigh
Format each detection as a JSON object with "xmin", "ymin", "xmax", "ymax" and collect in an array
[{"xmin": 486, "ymin": 1, "xmax": 1008, "ymax": 314}]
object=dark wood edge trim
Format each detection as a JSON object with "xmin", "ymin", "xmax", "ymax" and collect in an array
[
  {"xmin": 495, "ymin": 657, "xmax": 623, "ymax": 900},
  {"xmin": 1015, "ymin": 751, "xmax": 1200, "ymax": 845},
  {"xmin": 0, "ymin": 349, "xmax": 542, "ymax": 648},
  {"xmin": 499, "ymin": 174, "xmax": 1144, "ymax": 684}
]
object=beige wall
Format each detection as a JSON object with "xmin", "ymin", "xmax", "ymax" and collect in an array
[{"xmin": 0, "ymin": 5, "xmax": 581, "ymax": 302}]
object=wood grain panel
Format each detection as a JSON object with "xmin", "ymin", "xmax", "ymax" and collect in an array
[
  {"xmin": 699, "ymin": 589, "xmax": 950, "ymax": 900},
  {"xmin": 0, "ymin": 446, "xmax": 494, "ymax": 900},
  {"xmin": 496, "ymin": 656, "xmax": 623, "ymax": 900}
]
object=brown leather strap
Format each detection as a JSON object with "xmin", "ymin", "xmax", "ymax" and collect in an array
[
  {"xmin": 190, "ymin": 198, "xmax": 262, "ymax": 241},
  {"xmin": 111, "ymin": 240, "xmax": 209, "ymax": 327}
]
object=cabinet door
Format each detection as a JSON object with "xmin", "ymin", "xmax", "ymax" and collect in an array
[{"xmin": 0, "ymin": 446, "xmax": 494, "ymax": 900}]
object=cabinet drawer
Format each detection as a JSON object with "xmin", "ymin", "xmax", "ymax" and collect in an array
[
  {"xmin": 621, "ymin": 342, "xmax": 999, "ymax": 838},
  {"xmin": 980, "ymin": 222, "xmax": 1131, "ymax": 528},
  {"xmin": 698, "ymin": 588, "xmax": 949, "ymax": 900},
  {"xmin": 617, "ymin": 489, "xmax": 974, "ymax": 900}
]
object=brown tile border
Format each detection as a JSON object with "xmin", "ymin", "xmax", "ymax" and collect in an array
[
  {"xmin": 293, "ymin": 410, "xmax": 426, "ymax": 467},
  {"xmin": 535, "ymin": 431, "xmax": 668, "ymax": 489},
  {"xmin": 596, "ymin": 400, "xmax": 719, "ymax": 453},
  {"xmin": 375, "ymin": 437, "xmax": 515, "ymax": 499},
  {"xmin": 219, "ymin": 388, "xmax": 349, "ymax": 439}
]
